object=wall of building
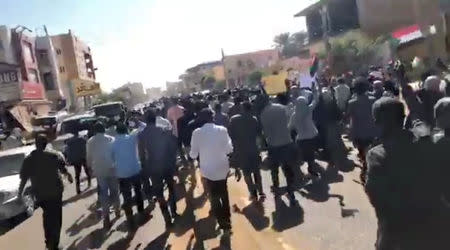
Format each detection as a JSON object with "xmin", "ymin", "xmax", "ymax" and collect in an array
[
  {"xmin": 51, "ymin": 31, "xmax": 97, "ymax": 110},
  {"xmin": 0, "ymin": 26, "xmax": 17, "ymax": 65},
  {"xmin": 223, "ymin": 49, "xmax": 280, "ymax": 88},
  {"xmin": 35, "ymin": 35, "xmax": 63, "ymax": 107}
]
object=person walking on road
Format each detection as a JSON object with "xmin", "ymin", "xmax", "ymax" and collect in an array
[
  {"xmin": 347, "ymin": 77, "xmax": 378, "ymax": 182},
  {"xmin": 138, "ymin": 109, "xmax": 178, "ymax": 230},
  {"xmin": 289, "ymin": 82, "xmax": 321, "ymax": 178},
  {"xmin": 365, "ymin": 97, "xmax": 447, "ymax": 249},
  {"xmin": 18, "ymin": 134, "xmax": 73, "ymax": 250},
  {"xmin": 111, "ymin": 123, "xmax": 145, "ymax": 232},
  {"xmin": 86, "ymin": 122, "xmax": 121, "ymax": 230},
  {"xmin": 190, "ymin": 108, "xmax": 236, "ymax": 235},
  {"xmin": 65, "ymin": 130, "xmax": 91, "ymax": 194},
  {"xmin": 214, "ymin": 103, "xmax": 229, "ymax": 128},
  {"xmin": 259, "ymin": 95, "xmax": 297, "ymax": 203},
  {"xmin": 229, "ymin": 101, "xmax": 265, "ymax": 200}
]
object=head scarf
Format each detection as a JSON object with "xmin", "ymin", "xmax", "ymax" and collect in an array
[{"xmin": 293, "ymin": 96, "xmax": 309, "ymax": 126}]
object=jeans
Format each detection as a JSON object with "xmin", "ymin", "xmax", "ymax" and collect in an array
[
  {"xmin": 73, "ymin": 161, "xmax": 91, "ymax": 193},
  {"xmin": 97, "ymin": 176, "xmax": 120, "ymax": 219},
  {"xmin": 203, "ymin": 178, "xmax": 231, "ymax": 230},
  {"xmin": 119, "ymin": 174, "xmax": 144, "ymax": 222},
  {"xmin": 38, "ymin": 196, "xmax": 62, "ymax": 250}
]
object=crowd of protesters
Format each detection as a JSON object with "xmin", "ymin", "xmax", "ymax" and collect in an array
[{"xmin": 15, "ymin": 60, "xmax": 450, "ymax": 250}]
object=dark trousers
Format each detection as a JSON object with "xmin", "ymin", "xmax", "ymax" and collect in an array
[
  {"xmin": 148, "ymin": 174, "xmax": 177, "ymax": 224},
  {"xmin": 243, "ymin": 168, "xmax": 263, "ymax": 195},
  {"xmin": 39, "ymin": 197, "xmax": 62, "ymax": 250},
  {"xmin": 268, "ymin": 144, "xmax": 296, "ymax": 192},
  {"xmin": 73, "ymin": 161, "xmax": 91, "ymax": 193},
  {"xmin": 119, "ymin": 174, "xmax": 144, "ymax": 222},
  {"xmin": 203, "ymin": 178, "xmax": 231, "ymax": 230}
]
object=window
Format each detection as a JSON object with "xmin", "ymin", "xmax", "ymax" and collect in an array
[
  {"xmin": 56, "ymin": 49, "xmax": 62, "ymax": 55},
  {"xmin": 0, "ymin": 39, "xmax": 3, "ymax": 50},
  {"xmin": 43, "ymin": 72, "xmax": 55, "ymax": 90},
  {"xmin": 59, "ymin": 66, "xmax": 65, "ymax": 73},
  {"xmin": 38, "ymin": 50, "xmax": 48, "ymax": 59},
  {"xmin": 28, "ymin": 69, "xmax": 39, "ymax": 83},
  {"xmin": 23, "ymin": 42, "xmax": 34, "ymax": 63}
]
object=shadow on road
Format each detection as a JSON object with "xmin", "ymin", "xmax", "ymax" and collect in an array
[
  {"xmin": 233, "ymin": 201, "xmax": 270, "ymax": 231},
  {"xmin": 0, "ymin": 213, "xmax": 29, "ymax": 236},
  {"xmin": 66, "ymin": 209, "xmax": 102, "ymax": 236},
  {"xmin": 271, "ymin": 196, "xmax": 304, "ymax": 232},
  {"xmin": 67, "ymin": 227, "xmax": 113, "ymax": 249},
  {"xmin": 299, "ymin": 166, "xmax": 344, "ymax": 204},
  {"xmin": 63, "ymin": 188, "xmax": 97, "ymax": 206},
  {"xmin": 143, "ymin": 231, "xmax": 171, "ymax": 249}
]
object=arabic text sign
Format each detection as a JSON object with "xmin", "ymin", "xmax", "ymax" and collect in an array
[{"xmin": 73, "ymin": 79, "xmax": 101, "ymax": 97}]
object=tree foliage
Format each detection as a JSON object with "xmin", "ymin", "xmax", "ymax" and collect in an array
[
  {"xmin": 247, "ymin": 71, "xmax": 263, "ymax": 87},
  {"xmin": 324, "ymin": 32, "xmax": 389, "ymax": 75},
  {"xmin": 273, "ymin": 31, "xmax": 308, "ymax": 58}
]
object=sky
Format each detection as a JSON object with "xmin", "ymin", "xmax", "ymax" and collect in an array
[{"xmin": 1, "ymin": 0, "xmax": 314, "ymax": 91}]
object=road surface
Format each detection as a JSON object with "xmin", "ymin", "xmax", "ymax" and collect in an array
[{"xmin": 0, "ymin": 143, "xmax": 377, "ymax": 250}]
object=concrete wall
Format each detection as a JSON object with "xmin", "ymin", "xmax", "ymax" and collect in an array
[{"xmin": 0, "ymin": 26, "xmax": 18, "ymax": 65}]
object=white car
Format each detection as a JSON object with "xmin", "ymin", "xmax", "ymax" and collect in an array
[{"xmin": 0, "ymin": 146, "xmax": 36, "ymax": 221}]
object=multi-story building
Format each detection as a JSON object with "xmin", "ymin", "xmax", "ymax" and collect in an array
[
  {"xmin": 51, "ymin": 30, "xmax": 100, "ymax": 111},
  {"xmin": 0, "ymin": 25, "xmax": 50, "ymax": 133},
  {"xmin": 295, "ymin": 0, "xmax": 446, "ymax": 62},
  {"xmin": 112, "ymin": 82, "xmax": 146, "ymax": 108},
  {"xmin": 35, "ymin": 26, "xmax": 64, "ymax": 110},
  {"xmin": 223, "ymin": 49, "xmax": 280, "ymax": 88},
  {"xmin": 146, "ymin": 87, "xmax": 162, "ymax": 101},
  {"xmin": 179, "ymin": 61, "xmax": 225, "ymax": 93}
]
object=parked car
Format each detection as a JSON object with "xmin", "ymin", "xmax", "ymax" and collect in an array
[
  {"xmin": 31, "ymin": 115, "xmax": 58, "ymax": 140},
  {"xmin": 0, "ymin": 146, "xmax": 36, "ymax": 221},
  {"xmin": 57, "ymin": 113, "xmax": 96, "ymax": 136},
  {"xmin": 92, "ymin": 102, "xmax": 125, "ymax": 121}
]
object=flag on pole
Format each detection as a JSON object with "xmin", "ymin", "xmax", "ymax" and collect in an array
[{"xmin": 310, "ymin": 54, "xmax": 319, "ymax": 77}]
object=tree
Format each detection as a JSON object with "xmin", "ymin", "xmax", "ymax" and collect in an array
[
  {"xmin": 322, "ymin": 32, "xmax": 389, "ymax": 76},
  {"xmin": 273, "ymin": 31, "xmax": 308, "ymax": 58},
  {"xmin": 214, "ymin": 80, "xmax": 226, "ymax": 91},
  {"xmin": 247, "ymin": 71, "xmax": 263, "ymax": 87}
]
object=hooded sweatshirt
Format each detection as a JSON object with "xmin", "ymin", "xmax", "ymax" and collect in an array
[{"xmin": 289, "ymin": 94, "xmax": 319, "ymax": 141}]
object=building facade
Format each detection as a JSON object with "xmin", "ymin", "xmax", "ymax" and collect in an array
[
  {"xmin": 223, "ymin": 49, "xmax": 280, "ymax": 88},
  {"xmin": 0, "ymin": 25, "xmax": 50, "ymax": 133},
  {"xmin": 112, "ymin": 82, "xmax": 146, "ymax": 108},
  {"xmin": 180, "ymin": 61, "xmax": 225, "ymax": 93},
  {"xmin": 295, "ymin": 0, "xmax": 447, "ymax": 63},
  {"xmin": 51, "ymin": 30, "xmax": 99, "ymax": 111},
  {"xmin": 35, "ymin": 27, "xmax": 64, "ymax": 110}
]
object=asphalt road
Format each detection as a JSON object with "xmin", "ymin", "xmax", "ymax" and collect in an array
[{"xmin": 0, "ymin": 142, "xmax": 377, "ymax": 250}]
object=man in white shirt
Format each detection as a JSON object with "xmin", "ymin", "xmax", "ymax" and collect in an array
[
  {"xmin": 334, "ymin": 77, "xmax": 351, "ymax": 113},
  {"xmin": 190, "ymin": 108, "xmax": 236, "ymax": 235}
]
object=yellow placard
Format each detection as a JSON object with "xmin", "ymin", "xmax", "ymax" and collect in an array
[
  {"xmin": 72, "ymin": 79, "xmax": 101, "ymax": 97},
  {"xmin": 262, "ymin": 71, "xmax": 288, "ymax": 95}
]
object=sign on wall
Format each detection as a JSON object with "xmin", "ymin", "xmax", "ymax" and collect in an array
[
  {"xmin": 0, "ymin": 70, "xmax": 20, "ymax": 102},
  {"xmin": 72, "ymin": 78, "xmax": 101, "ymax": 97},
  {"xmin": 22, "ymin": 81, "xmax": 45, "ymax": 99},
  {"xmin": 0, "ymin": 70, "xmax": 18, "ymax": 84}
]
